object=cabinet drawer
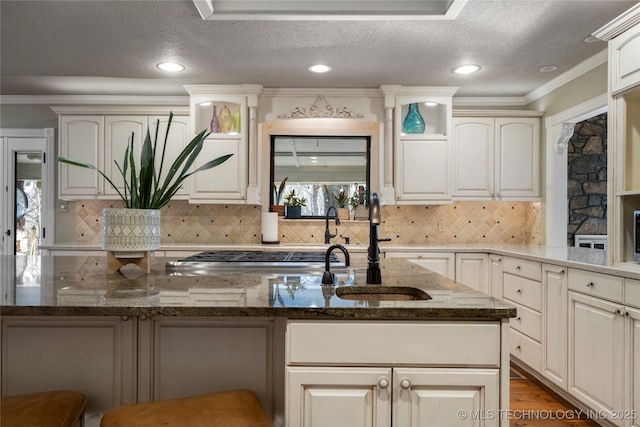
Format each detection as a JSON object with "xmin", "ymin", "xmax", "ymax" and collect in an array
[
  {"xmin": 509, "ymin": 328, "xmax": 541, "ymax": 372},
  {"xmin": 626, "ymin": 278, "xmax": 640, "ymax": 309},
  {"xmin": 286, "ymin": 321, "xmax": 500, "ymax": 367},
  {"xmin": 568, "ymin": 268, "xmax": 623, "ymax": 303},
  {"xmin": 503, "ymin": 273, "xmax": 542, "ymax": 311},
  {"xmin": 508, "ymin": 301, "xmax": 541, "ymax": 342},
  {"xmin": 503, "ymin": 257, "xmax": 541, "ymax": 281}
]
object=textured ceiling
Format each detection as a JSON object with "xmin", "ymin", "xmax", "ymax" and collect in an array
[{"xmin": 0, "ymin": 0, "xmax": 637, "ymax": 98}]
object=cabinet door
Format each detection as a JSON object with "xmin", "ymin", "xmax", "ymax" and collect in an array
[
  {"xmin": 148, "ymin": 115, "xmax": 191, "ymax": 197},
  {"xmin": 452, "ymin": 118, "xmax": 494, "ymax": 198},
  {"xmin": 58, "ymin": 115, "xmax": 104, "ymax": 197},
  {"xmin": 488, "ymin": 254, "xmax": 503, "ymax": 299},
  {"xmin": 395, "ymin": 139, "xmax": 450, "ymax": 203},
  {"xmin": 610, "ymin": 22, "xmax": 640, "ymax": 95},
  {"xmin": 286, "ymin": 367, "xmax": 391, "ymax": 427},
  {"xmin": 495, "ymin": 118, "xmax": 539, "ymax": 198},
  {"xmin": 455, "ymin": 253, "xmax": 489, "ymax": 294},
  {"xmin": 1, "ymin": 316, "xmax": 136, "ymax": 425},
  {"xmin": 568, "ymin": 292, "xmax": 625, "ymax": 424},
  {"xmin": 542, "ymin": 264, "xmax": 567, "ymax": 389},
  {"xmin": 190, "ymin": 136, "xmax": 246, "ymax": 202},
  {"xmin": 393, "ymin": 368, "xmax": 499, "ymax": 427},
  {"xmin": 104, "ymin": 116, "xmax": 147, "ymax": 197}
]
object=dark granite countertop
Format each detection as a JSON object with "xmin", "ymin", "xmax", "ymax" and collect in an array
[{"xmin": 0, "ymin": 255, "xmax": 515, "ymax": 320}]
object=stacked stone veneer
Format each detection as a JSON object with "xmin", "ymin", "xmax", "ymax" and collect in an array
[
  {"xmin": 567, "ymin": 113, "xmax": 608, "ymax": 245},
  {"xmin": 69, "ymin": 199, "xmax": 541, "ymax": 246}
]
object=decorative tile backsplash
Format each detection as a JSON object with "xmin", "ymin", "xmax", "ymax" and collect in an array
[{"xmin": 70, "ymin": 200, "xmax": 542, "ymax": 246}]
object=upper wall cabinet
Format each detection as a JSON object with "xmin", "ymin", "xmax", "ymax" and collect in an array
[
  {"xmin": 452, "ymin": 112, "xmax": 541, "ymax": 200},
  {"xmin": 381, "ymin": 86, "xmax": 458, "ymax": 205},
  {"xmin": 54, "ymin": 108, "xmax": 191, "ymax": 201},
  {"xmin": 594, "ymin": 4, "xmax": 640, "ymax": 265},
  {"xmin": 185, "ymin": 85, "xmax": 262, "ymax": 204}
]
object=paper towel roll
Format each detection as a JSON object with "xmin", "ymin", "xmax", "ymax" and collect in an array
[{"xmin": 261, "ymin": 212, "xmax": 279, "ymax": 243}]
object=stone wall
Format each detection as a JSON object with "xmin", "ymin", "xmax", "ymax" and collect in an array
[{"xmin": 567, "ymin": 113, "xmax": 607, "ymax": 244}]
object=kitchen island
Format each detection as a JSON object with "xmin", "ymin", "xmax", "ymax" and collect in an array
[{"xmin": 1, "ymin": 254, "xmax": 515, "ymax": 427}]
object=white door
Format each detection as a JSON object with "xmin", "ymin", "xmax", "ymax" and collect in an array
[
  {"xmin": 455, "ymin": 253, "xmax": 489, "ymax": 294},
  {"xmin": 495, "ymin": 118, "xmax": 539, "ymax": 198},
  {"xmin": 148, "ymin": 115, "xmax": 191, "ymax": 197},
  {"xmin": 1, "ymin": 129, "xmax": 54, "ymax": 255},
  {"xmin": 103, "ymin": 116, "xmax": 147, "ymax": 198},
  {"xmin": 452, "ymin": 118, "xmax": 494, "ymax": 198}
]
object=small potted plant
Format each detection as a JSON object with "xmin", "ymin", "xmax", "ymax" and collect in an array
[
  {"xmin": 271, "ymin": 177, "xmax": 288, "ymax": 216},
  {"xmin": 350, "ymin": 184, "xmax": 369, "ymax": 220},
  {"xmin": 333, "ymin": 188, "xmax": 350, "ymax": 221},
  {"xmin": 283, "ymin": 189, "xmax": 306, "ymax": 219}
]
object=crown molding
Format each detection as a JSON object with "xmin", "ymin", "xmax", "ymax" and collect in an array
[
  {"xmin": 453, "ymin": 109, "xmax": 544, "ymax": 117},
  {"xmin": 453, "ymin": 97, "xmax": 527, "ymax": 107},
  {"xmin": 593, "ymin": 3, "xmax": 640, "ymax": 41},
  {"xmin": 50, "ymin": 106, "xmax": 190, "ymax": 115},
  {"xmin": 261, "ymin": 88, "xmax": 383, "ymax": 98},
  {"xmin": 0, "ymin": 95, "xmax": 189, "ymax": 106},
  {"xmin": 524, "ymin": 49, "xmax": 608, "ymax": 105}
]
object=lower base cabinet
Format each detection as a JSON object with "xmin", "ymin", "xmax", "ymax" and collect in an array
[{"xmin": 286, "ymin": 367, "xmax": 499, "ymax": 427}]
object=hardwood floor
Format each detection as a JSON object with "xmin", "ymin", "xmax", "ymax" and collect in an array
[{"xmin": 510, "ymin": 366, "xmax": 599, "ymax": 427}]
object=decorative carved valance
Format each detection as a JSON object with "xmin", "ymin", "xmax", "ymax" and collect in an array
[{"xmin": 277, "ymin": 96, "xmax": 364, "ymax": 119}]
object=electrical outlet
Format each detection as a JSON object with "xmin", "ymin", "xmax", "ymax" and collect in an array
[{"xmin": 438, "ymin": 220, "xmax": 445, "ymax": 232}]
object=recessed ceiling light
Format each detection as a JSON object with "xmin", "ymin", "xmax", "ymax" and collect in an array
[
  {"xmin": 540, "ymin": 65, "xmax": 558, "ymax": 73},
  {"xmin": 157, "ymin": 62, "xmax": 185, "ymax": 72},
  {"xmin": 453, "ymin": 64, "xmax": 480, "ymax": 75},
  {"xmin": 584, "ymin": 35, "xmax": 600, "ymax": 43},
  {"xmin": 308, "ymin": 64, "xmax": 332, "ymax": 73}
]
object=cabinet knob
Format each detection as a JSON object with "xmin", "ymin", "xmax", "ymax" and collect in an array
[
  {"xmin": 399, "ymin": 378, "xmax": 412, "ymax": 390},
  {"xmin": 515, "ymin": 317, "xmax": 521, "ymax": 322},
  {"xmin": 516, "ymin": 289, "xmax": 522, "ymax": 294},
  {"xmin": 560, "ymin": 269, "xmax": 565, "ymax": 275},
  {"xmin": 120, "ymin": 315, "xmax": 129, "ymax": 321},
  {"xmin": 586, "ymin": 282, "xmax": 594, "ymax": 287},
  {"xmin": 377, "ymin": 377, "xmax": 390, "ymax": 389},
  {"xmin": 516, "ymin": 266, "xmax": 521, "ymax": 270},
  {"xmin": 515, "ymin": 345, "xmax": 521, "ymax": 351}
]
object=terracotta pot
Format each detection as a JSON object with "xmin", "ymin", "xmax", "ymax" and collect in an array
[
  {"xmin": 271, "ymin": 205, "xmax": 285, "ymax": 216},
  {"xmin": 338, "ymin": 208, "xmax": 350, "ymax": 221}
]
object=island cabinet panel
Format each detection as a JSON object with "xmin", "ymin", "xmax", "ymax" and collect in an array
[
  {"xmin": 1, "ymin": 316, "xmax": 137, "ymax": 426},
  {"xmin": 285, "ymin": 320, "xmax": 506, "ymax": 427},
  {"xmin": 455, "ymin": 253, "xmax": 489, "ymax": 294},
  {"xmin": 137, "ymin": 317, "xmax": 278, "ymax": 418}
]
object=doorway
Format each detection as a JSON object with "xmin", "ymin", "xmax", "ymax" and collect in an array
[{"xmin": 0, "ymin": 129, "xmax": 55, "ymax": 255}]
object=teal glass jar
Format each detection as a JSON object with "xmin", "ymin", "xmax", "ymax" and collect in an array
[{"xmin": 402, "ymin": 103, "xmax": 425, "ymax": 134}]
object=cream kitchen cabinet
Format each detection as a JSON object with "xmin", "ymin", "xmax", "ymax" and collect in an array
[
  {"xmin": 568, "ymin": 291, "xmax": 626, "ymax": 426},
  {"xmin": 384, "ymin": 87, "xmax": 457, "ymax": 204},
  {"xmin": 55, "ymin": 108, "xmax": 191, "ymax": 200},
  {"xmin": 286, "ymin": 320, "xmax": 506, "ymax": 427},
  {"xmin": 626, "ymin": 302, "xmax": 640, "ymax": 427},
  {"xmin": 384, "ymin": 251, "xmax": 455, "ymax": 279},
  {"xmin": 606, "ymin": 19, "xmax": 640, "ymax": 95},
  {"xmin": 489, "ymin": 254, "xmax": 503, "ymax": 300},
  {"xmin": 502, "ymin": 256, "xmax": 542, "ymax": 371},
  {"xmin": 541, "ymin": 263, "xmax": 567, "ymax": 390},
  {"xmin": 455, "ymin": 253, "xmax": 489, "ymax": 294},
  {"xmin": 452, "ymin": 113, "xmax": 541, "ymax": 200},
  {"xmin": 185, "ymin": 85, "xmax": 262, "ymax": 204}
]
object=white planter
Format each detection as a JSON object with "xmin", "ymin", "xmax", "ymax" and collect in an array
[{"xmin": 102, "ymin": 208, "xmax": 161, "ymax": 252}]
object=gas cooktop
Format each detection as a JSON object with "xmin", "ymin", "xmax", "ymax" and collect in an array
[{"xmin": 165, "ymin": 250, "xmax": 343, "ymax": 274}]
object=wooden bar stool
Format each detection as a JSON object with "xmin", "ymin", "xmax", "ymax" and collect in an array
[
  {"xmin": 99, "ymin": 389, "xmax": 272, "ymax": 427},
  {"xmin": 1, "ymin": 390, "xmax": 86, "ymax": 427}
]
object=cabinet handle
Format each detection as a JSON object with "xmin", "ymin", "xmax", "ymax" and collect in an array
[
  {"xmin": 586, "ymin": 282, "xmax": 594, "ymax": 287},
  {"xmin": 377, "ymin": 377, "xmax": 390, "ymax": 389},
  {"xmin": 399, "ymin": 378, "xmax": 412, "ymax": 390}
]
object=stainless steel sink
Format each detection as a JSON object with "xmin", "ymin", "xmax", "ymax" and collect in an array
[{"xmin": 335, "ymin": 285, "xmax": 432, "ymax": 301}]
